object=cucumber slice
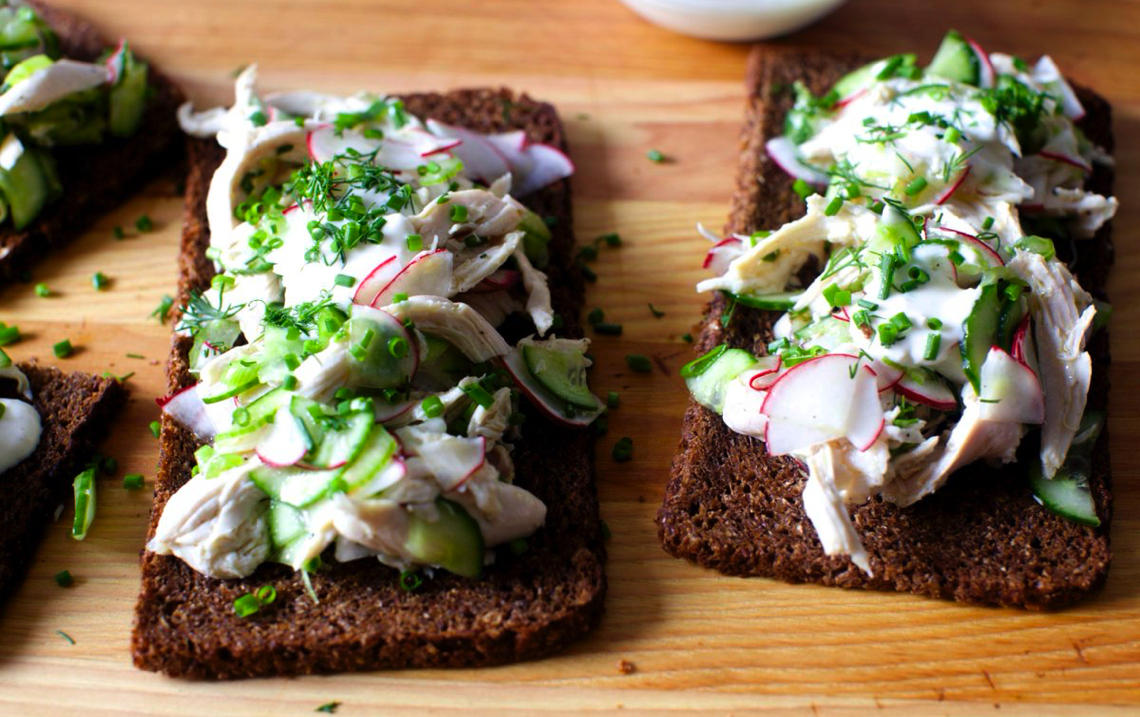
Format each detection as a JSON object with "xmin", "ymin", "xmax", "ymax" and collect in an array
[
  {"xmin": 267, "ymin": 500, "xmax": 306, "ymax": 547},
  {"xmin": 960, "ymin": 282, "xmax": 1001, "ymax": 391},
  {"xmin": 189, "ymin": 318, "xmax": 242, "ymax": 371},
  {"xmin": 522, "ymin": 342, "xmax": 598, "ymax": 410},
  {"xmin": 340, "ymin": 424, "xmax": 399, "ymax": 493},
  {"xmin": 108, "ymin": 44, "xmax": 148, "ymax": 138},
  {"xmin": 518, "ymin": 210, "xmax": 552, "ymax": 269},
  {"xmin": 682, "ymin": 344, "xmax": 757, "ymax": 414},
  {"xmin": 204, "ymin": 358, "xmax": 262, "ymax": 403},
  {"xmin": 404, "ymin": 498, "xmax": 484, "ymax": 579},
  {"xmin": 71, "ymin": 466, "xmax": 96, "ymax": 541},
  {"xmin": 308, "ymin": 410, "xmax": 372, "ymax": 469},
  {"xmin": 0, "ymin": 132, "xmax": 47, "ymax": 229},
  {"xmin": 794, "ymin": 315, "xmax": 852, "ymax": 351},
  {"xmin": 2, "ymin": 53, "xmax": 50, "ymax": 87},
  {"xmin": 926, "ymin": 30, "xmax": 980, "ymax": 85},
  {"xmin": 414, "ymin": 333, "xmax": 473, "ymax": 392},
  {"xmin": 996, "ymin": 294, "xmax": 1027, "ymax": 351},
  {"xmin": 346, "ymin": 312, "xmax": 416, "ymax": 390},
  {"xmin": 214, "ymin": 386, "xmax": 294, "ymax": 443},
  {"xmin": 1029, "ymin": 411, "xmax": 1104, "ymax": 527},
  {"xmin": 250, "ymin": 464, "xmax": 340, "ymax": 507},
  {"xmin": 833, "ymin": 54, "xmax": 917, "ymax": 98},
  {"xmin": 730, "ymin": 290, "xmax": 801, "ymax": 311}
]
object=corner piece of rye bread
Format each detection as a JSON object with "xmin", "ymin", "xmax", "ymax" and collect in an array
[
  {"xmin": 0, "ymin": 1, "xmax": 184, "ymax": 284},
  {"xmin": 131, "ymin": 90, "xmax": 606, "ymax": 679},
  {"xmin": 0, "ymin": 363, "xmax": 128, "ymax": 606},
  {"xmin": 657, "ymin": 48, "xmax": 1114, "ymax": 610}
]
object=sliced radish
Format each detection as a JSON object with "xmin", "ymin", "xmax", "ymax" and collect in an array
[
  {"xmin": 722, "ymin": 377, "xmax": 769, "ymax": 438},
  {"xmin": 417, "ymin": 434, "xmax": 485, "ymax": 491},
  {"xmin": 747, "ymin": 355, "xmax": 783, "ymax": 391},
  {"xmin": 307, "ymin": 126, "xmax": 422, "ymax": 173},
  {"xmin": 353, "ymin": 255, "xmax": 401, "ymax": 305},
  {"xmin": 157, "ymin": 384, "xmax": 216, "ymax": 440},
  {"xmin": 1033, "ymin": 55, "xmax": 1085, "ymax": 120},
  {"xmin": 760, "ymin": 354, "xmax": 881, "ymax": 455},
  {"xmin": 935, "ymin": 165, "xmax": 971, "ymax": 205},
  {"xmin": 371, "ymin": 249, "xmax": 453, "ymax": 307},
  {"xmin": 256, "ymin": 407, "xmax": 310, "ymax": 467},
  {"xmin": 765, "ymin": 136, "xmax": 829, "ymax": 186},
  {"xmin": 978, "ymin": 346, "xmax": 1045, "ymax": 424},
  {"xmin": 105, "ymin": 39, "xmax": 127, "ymax": 84},
  {"xmin": 871, "ymin": 359, "xmax": 903, "ymax": 393},
  {"xmin": 375, "ymin": 398, "xmax": 416, "ymax": 424},
  {"xmin": 835, "ymin": 87, "xmax": 867, "ymax": 109},
  {"xmin": 501, "ymin": 349, "xmax": 603, "ymax": 428},
  {"xmin": 703, "ymin": 237, "xmax": 744, "ymax": 274},
  {"xmin": 1038, "ymin": 150, "xmax": 1092, "ymax": 174},
  {"xmin": 940, "ymin": 227, "xmax": 1004, "ymax": 267},
  {"xmin": 425, "ymin": 119, "xmax": 510, "ymax": 182},
  {"xmin": 487, "ymin": 130, "xmax": 528, "ymax": 154},
  {"xmin": 468, "ymin": 268, "xmax": 520, "ymax": 294},
  {"xmin": 967, "ymin": 37, "xmax": 995, "ymax": 88},
  {"xmin": 512, "ymin": 143, "xmax": 575, "ymax": 196},
  {"xmin": 893, "ymin": 374, "xmax": 957, "ymax": 411}
]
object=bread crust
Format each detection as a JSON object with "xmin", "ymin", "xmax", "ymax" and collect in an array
[
  {"xmin": 657, "ymin": 48, "xmax": 1114, "ymax": 610},
  {"xmin": 131, "ymin": 90, "xmax": 607, "ymax": 679}
]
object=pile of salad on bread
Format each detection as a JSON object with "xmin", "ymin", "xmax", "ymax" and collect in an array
[
  {"xmin": 153, "ymin": 66, "xmax": 602, "ymax": 582},
  {"xmin": 0, "ymin": 0, "xmax": 149, "ymax": 229},
  {"xmin": 687, "ymin": 32, "xmax": 1115, "ymax": 574}
]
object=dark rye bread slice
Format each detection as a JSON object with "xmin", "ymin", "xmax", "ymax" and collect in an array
[
  {"xmin": 0, "ymin": 1, "xmax": 183, "ymax": 284},
  {"xmin": 131, "ymin": 90, "xmax": 606, "ymax": 679},
  {"xmin": 657, "ymin": 48, "xmax": 1115, "ymax": 610},
  {"xmin": 0, "ymin": 363, "xmax": 127, "ymax": 606}
]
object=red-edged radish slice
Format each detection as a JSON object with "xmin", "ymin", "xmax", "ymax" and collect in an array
[
  {"xmin": 871, "ymin": 359, "xmax": 904, "ymax": 393},
  {"xmin": 703, "ymin": 237, "xmax": 744, "ymax": 274},
  {"xmin": 1010, "ymin": 313, "xmax": 1039, "ymax": 372},
  {"xmin": 105, "ymin": 39, "xmax": 127, "ymax": 84},
  {"xmin": 512, "ymin": 143, "xmax": 575, "ymax": 196},
  {"xmin": 940, "ymin": 227, "xmax": 1005, "ymax": 267},
  {"xmin": 846, "ymin": 365, "xmax": 885, "ymax": 451},
  {"xmin": 487, "ymin": 130, "xmax": 528, "ymax": 154},
  {"xmin": 371, "ymin": 249, "xmax": 453, "ymax": 307},
  {"xmin": 1033, "ymin": 55, "xmax": 1085, "ymax": 120},
  {"xmin": 723, "ymin": 377, "xmax": 769, "ymax": 437},
  {"xmin": 353, "ymin": 255, "xmax": 401, "ymax": 305},
  {"xmin": 256, "ymin": 407, "xmax": 310, "ymax": 467},
  {"xmin": 894, "ymin": 374, "xmax": 957, "ymax": 411},
  {"xmin": 156, "ymin": 384, "xmax": 217, "ymax": 440},
  {"xmin": 416, "ymin": 434, "xmax": 485, "ymax": 491},
  {"xmin": 967, "ymin": 37, "xmax": 995, "ymax": 88},
  {"xmin": 375, "ymin": 398, "xmax": 416, "ymax": 424},
  {"xmin": 468, "ymin": 269, "xmax": 520, "ymax": 294},
  {"xmin": 765, "ymin": 136, "xmax": 830, "ymax": 186},
  {"xmin": 748, "ymin": 356, "xmax": 783, "ymax": 391},
  {"xmin": 425, "ymin": 119, "xmax": 510, "ymax": 182},
  {"xmin": 761, "ymin": 353, "xmax": 879, "ymax": 455},
  {"xmin": 978, "ymin": 346, "xmax": 1045, "ymax": 424},
  {"xmin": 500, "ymin": 349, "xmax": 603, "ymax": 428},
  {"xmin": 307, "ymin": 125, "xmax": 422, "ymax": 172},
  {"xmin": 1038, "ymin": 150, "xmax": 1092, "ymax": 174},
  {"xmin": 835, "ymin": 87, "xmax": 868, "ymax": 109},
  {"xmin": 935, "ymin": 165, "xmax": 971, "ymax": 205}
]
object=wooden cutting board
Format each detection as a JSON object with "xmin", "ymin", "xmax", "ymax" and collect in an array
[{"xmin": 1, "ymin": 0, "xmax": 1138, "ymax": 713}]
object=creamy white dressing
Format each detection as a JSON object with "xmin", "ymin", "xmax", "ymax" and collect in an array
[{"xmin": 0, "ymin": 397, "xmax": 41, "ymax": 474}]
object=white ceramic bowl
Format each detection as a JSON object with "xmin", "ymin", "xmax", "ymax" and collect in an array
[{"xmin": 618, "ymin": 0, "xmax": 848, "ymax": 42}]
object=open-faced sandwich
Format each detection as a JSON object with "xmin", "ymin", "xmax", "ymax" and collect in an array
[
  {"xmin": 132, "ymin": 67, "xmax": 608, "ymax": 678},
  {"xmin": 0, "ymin": 353, "xmax": 128, "ymax": 605},
  {"xmin": 0, "ymin": 0, "xmax": 182, "ymax": 283},
  {"xmin": 660, "ymin": 32, "xmax": 1116, "ymax": 608}
]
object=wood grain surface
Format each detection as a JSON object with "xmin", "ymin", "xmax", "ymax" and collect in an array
[{"xmin": 0, "ymin": 0, "xmax": 1138, "ymax": 714}]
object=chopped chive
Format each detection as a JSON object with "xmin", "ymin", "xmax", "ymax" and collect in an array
[
  {"xmin": 943, "ymin": 126, "xmax": 961, "ymax": 144},
  {"xmin": 648, "ymin": 303, "xmax": 665, "ymax": 318},
  {"xmin": 92, "ymin": 272, "xmax": 109, "ymax": 290},
  {"xmin": 399, "ymin": 570, "xmax": 422, "ymax": 592},
  {"xmin": 1004, "ymin": 283, "xmax": 1023, "ymax": 302},
  {"xmin": 54, "ymin": 570, "xmax": 73, "ymax": 587},
  {"xmin": 606, "ymin": 391, "xmax": 620, "ymax": 409},
  {"xmin": 0, "ymin": 324, "xmax": 20, "ymax": 345},
  {"xmin": 923, "ymin": 332, "xmax": 941, "ymax": 361},
  {"xmin": 421, "ymin": 395, "xmax": 444, "ymax": 418},
  {"xmin": 597, "ymin": 232, "xmax": 622, "ymax": 247},
  {"xmin": 612, "ymin": 436, "xmax": 633, "ymax": 462},
  {"xmin": 333, "ymin": 273, "xmax": 355, "ymax": 288},
  {"xmin": 579, "ymin": 263, "xmax": 597, "ymax": 282},
  {"xmin": 233, "ymin": 593, "xmax": 261, "ymax": 618},
  {"xmin": 393, "ymin": 292, "xmax": 408, "ymax": 303},
  {"xmin": 587, "ymin": 307, "xmax": 604, "ymax": 325},
  {"xmin": 593, "ymin": 322, "xmax": 622, "ymax": 336},
  {"xmin": 857, "ymin": 298, "xmax": 878, "ymax": 310},
  {"xmin": 646, "ymin": 148, "xmax": 665, "ymax": 163},
  {"xmin": 890, "ymin": 312, "xmax": 912, "ymax": 331},
  {"xmin": 449, "ymin": 204, "xmax": 468, "ymax": 222},
  {"xmin": 34, "ymin": 282, "xmax": 50, "ymax": 297},
  {"xmin": 282, "ymin": 375, "xmax": 298, "ymax": 391},
  {"xmin": 681, "ymin": 333, "xmax": 693, "ymax": 343},
  {"xmin": 126, "ymin": 352, "xmax": 144, "ymax": 359},
  {"xmin": 135, "ymin": 214, "xmax": 154, "ymax": 232},
  {"xmin": 56, "ymin": 630, "xmax": 75, "ymax": 645},
  {"xmin": 315, "ymin": 702, "xmax": 342, "ymax": 714},
  {"xmin": 625, "ymin": 354, "xmax": 652, "ymax": 373},
  {"xmin": 405, "ymin": 233, "xmax": 423, "ymax": 252},
  {"xmin": 877, "ymin": 324, "xmax": 898, "ymax": 346},
  {"xmin": 982, "ymin": 216, "xmax": 995, "ymax": 230},
  {"xmin": 256, "ymin": 585, "xmax": 277, "ymax": 604},
  {"xmin": 904, "ymin": 177, "xmax": 928, "ymax": 196},
  {"xmin": 792, "ymin": 179, "xmax": 813, "ymax": 199},
  {"xmin": 53, "ymin": 339, "xmax": 73, "ymax": 358},
  {"xmin": 878, "ymin": 254, "xmax": 896, "ymax": 300},
  {"xmin": 151, "ymin": 294, "xmax": 174, "ymax": 323},
  {"xmin": 148, "ymin": 420, "xmax": 161, "ymax": 438},
  {"xmin": 387, "ymin": 336, "xmax": 408, "ymax": 358},
  {"xmin": 123, "ymin": 473, "xmax": 145, "ymax": 490},
  {"xmin": 462, "ymin": 383, "xmax": 495, "ymax": 409},
  {"xmin": 824, "ymin": 195, "xmax": 844, "ymax": 216},
  {"xmin": 852, "ymin": 310, "xmax": 870, "ymax": 328},
  {"xmin": 822, "ymin": 283, "xmax": 851, "ymax": 307},
  {"xmin": 577, "ymin": 245, "xmax": 598, "ymax": 262},
  {"xmin": 926, "ymin": 317, "xmax": 943, "ymax": 330},
  {"xmin": 113, "ymin": 225, "xmax": 125, "ymax": 240}
]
